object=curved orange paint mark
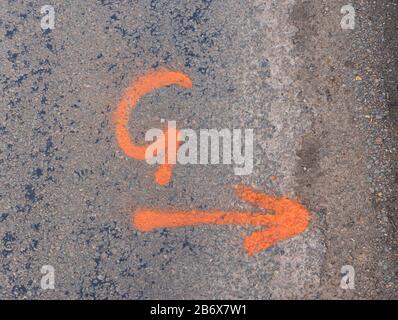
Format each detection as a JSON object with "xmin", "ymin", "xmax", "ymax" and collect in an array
[
  {"xmin": 132, "ymin": 185, "xmax": 310, "ymax": 256},
  {"xmin": 113, "ymin": 68, "xmax": 192, "ymax": 185}
]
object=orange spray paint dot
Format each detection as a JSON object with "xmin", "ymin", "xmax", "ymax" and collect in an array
[
  {"xmin": 113, "ymin": 68, "xmax": 192, "ymax": 185},
  {"xmin": 132, "ymin": 185, "xmax": 311, "ymax": 256},
  {"xmin": 270, "ymin": 175, "xmax": 278, "ymax": 182}
]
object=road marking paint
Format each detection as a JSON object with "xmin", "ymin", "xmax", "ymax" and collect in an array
[
  {"xmin": 114, "ymin": 69, "xmax": 311, "ymax": 255},
  {"xmin": 113, "ymin": 68, "xmax": 192, "ymax": 185},
  {"xmin": 132, "ymin": 185, "xmax": 310, "ymax": 256}
]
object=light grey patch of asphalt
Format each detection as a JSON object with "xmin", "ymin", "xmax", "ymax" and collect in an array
[{"xmin": 0, "ymin": 0, "xmax": 396, "ymax": 299}]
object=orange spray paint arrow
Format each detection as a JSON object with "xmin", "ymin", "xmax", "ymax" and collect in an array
[
  {"xmin": 132, "ymin": 185, "xmax": 310, "ymax": 256},
  {"xmin": 113, "ymin": 68, "xmax": 192, "ymax": 186}
]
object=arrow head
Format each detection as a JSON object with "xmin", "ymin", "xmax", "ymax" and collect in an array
[{"xmin": 234, "ymin": 185, "xmax": 311, "ymax": 255}]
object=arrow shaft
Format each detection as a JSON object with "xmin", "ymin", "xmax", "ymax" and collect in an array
[{"xmin": 133, "ymin": 209, "xmax": 274, "ymax": 232}]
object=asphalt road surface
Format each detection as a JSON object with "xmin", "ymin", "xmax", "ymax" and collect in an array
[{"xmin": 0, "ymin": 0, "xmax": 397, "ymax": 299}]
